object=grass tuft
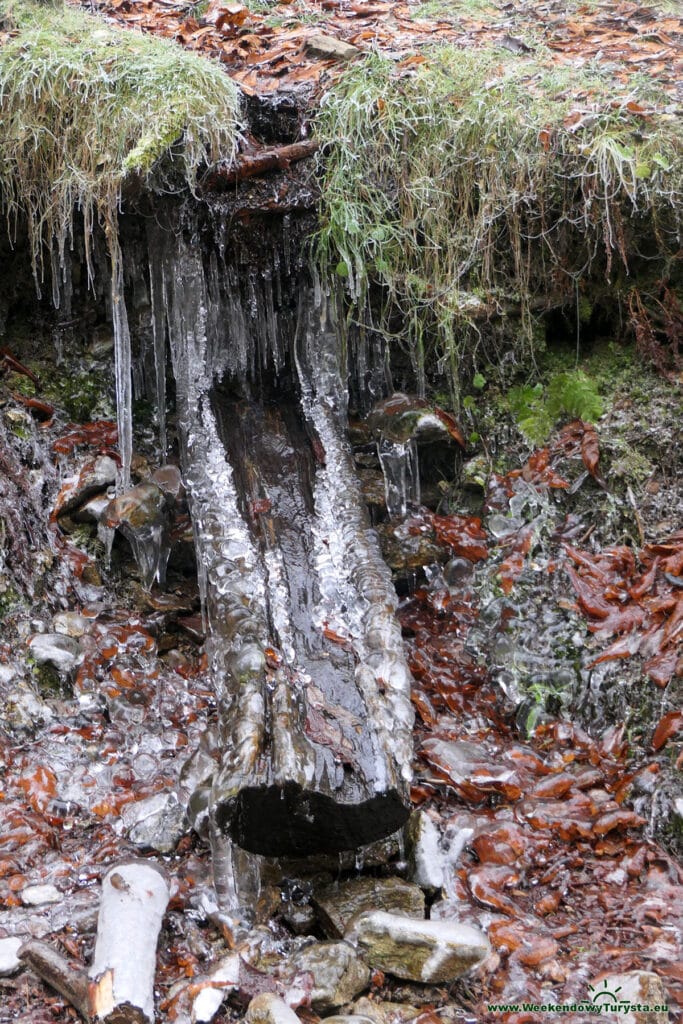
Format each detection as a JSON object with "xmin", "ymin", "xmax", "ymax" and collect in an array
[
  {"xmin": 0, "ymin": 0, "xmax": 242, "ymax": 282},
  {"xmin": 315, "ymin": 47, "xmax": 683, "ymax": 403}
]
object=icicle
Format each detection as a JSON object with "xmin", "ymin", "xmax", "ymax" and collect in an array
[
  {"xmin": 148, "ymin": 249, "xmax": 167, "ymax": 457},
  {"xmin": 109, "ymin": 242, "xmax": 133, "ymax": 492},
  {"xmin": 377, "ymin": 438, "xmax": 420, "ymax": 518}
]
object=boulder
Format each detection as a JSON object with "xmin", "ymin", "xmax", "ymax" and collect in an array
[
  {"xmin": 28, "ymin": 633, "xmax": 82, "ymax": 675},
  {"xmin": 587, "ymin": 972, "xmax": 669, "ymax": 1024},
  {"xmin": 0, "ymin": 937, "xmax": 23, "ymax": 977},
  {"xmin": 121, "ymin": 792, "xmax": 188, "ymax": 854},
  {"xmin": 345, "ymin": 911, "xmax": 489, "ymax": 983},
  {"xmin": 246, "ymin": 994, "xmax": 300, "ymax": 1024},
  {"xmin": 52, "ymin": 455, "xmax": 117, "ymax": 518},
  {"xmin": 352, "ymin": 998, "xmax": 420, "ymax": 1024},
  {"xmin": 21, "ymin": 883, "xmax": 61, "ymax": 907},
  {"xmin": 52, "ymin": 611, "xmax": 91, "ymax": 638},
  {"xmin": 303, "ymin": 34, "xmax": 360, "ymax": 61},
  {"xmin": 100, "ymin": 481, "xmax": 171, "ymax": 588},
  {"xmin": 287, "ymin": 941, "xmax": 369, "ymax": 1012},
  {"xmin": 314, "ymin": 877, "xmax": 425, "ymax": 938},
  {"xmin": 406, "ymin": 810, "xmax": 445, "ymax": 890}
]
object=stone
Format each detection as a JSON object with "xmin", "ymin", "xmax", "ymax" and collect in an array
[
  {"xmin": 191, "ymin": 953, "xmax": 240, "ymax": 1023},
  {"xmin": 366, "ymin": 394, "xmax": 464, "ymax": 447},
  {"xmin": 280, "ymin": 901, "xmax": 317, "ymax": 935},
  {"xmin": 317, "ymin": 1017, "xmax": 375, "ymax": 1024},
  {"xmin": 314, "ymin": 877, "xmax": 425, "ymax": 939},
  {"xmin": 21, "ymin": 883, "xmax": 61, "ymax": 906},
  {"xmin": 52, "ymin": 455, "xmax": 117, "ymax": 518},
  {"xmin": 52, "ymin": 611, "xmax": 91, "ymax": 638},
  {"xmin": 287, "ymin": 941, "xmax": 370, "ymax": 1012},
  {"xmin": 151, "ymin": 464, "xmax": 184, "ymax": 503},
  {"xmin": 0, "ymin": 936, "xmax": 23, "ymax": 976},
  {"xmin": 3, "ymin": 683, "xmax": 53, "ymax": 730},
  {"xmin": 377, "ymin": 520, "xmax": 445, "ymax": 574},
  {"xmin": 303, "ymin": 34, "xmax": 360, "ymax": 61},
  {"xmin": 461, "ymin": 453, "xmax": 489, "ymax": 491},
  {"xmin": 587, "ymin": 971, "xmax": 669, "ymax": 1024},
  {"xmin": 101, "ymin": 481, "xmax": 171, "ymax": 588},
  {"xmin": 406, "ymin": 810, "xmax": 445, "ymax": 890},
  {"xmin": 28, "ymin": 633, "xmax": 82, "ymax": 674},
  {"xmin": 345, "ymin": 912, "xmax": 489, "ymax": 983},
  {"xmin": 246, "ymin": 994, "xmax": 300, "ymax": 1024},
  {"xmin": 121, "ymin": 792, "xmax": 188, "ymax": 853},
  {"xmin": 73, "ymin": 493, "xmax": 111, "ymax": 524},
  {"xmin": 352, "ymin": 998, "xmax": 420, "ymax": 1024},
  {"xmin": 102, "ymin": 481, "xmax": 168, "ymax": 533}
]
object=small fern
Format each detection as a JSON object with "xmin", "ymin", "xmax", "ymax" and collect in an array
[
  {"xmin": 546, "ymin": 371, "xmax": 604, "ymax": 422},
  {"xmin": 508, "ymin": 371, "xmax": 603, "ymax": 445}
]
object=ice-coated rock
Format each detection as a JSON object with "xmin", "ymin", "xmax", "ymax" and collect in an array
[
  {"xmin": 121, "ymin": 791, "xmax": 188, "ymax": 854},
  {"xmin": 245, "ymin": 994, "xmax": 301, "ymax": 1024},
  {"xmin": 151, "ymin": 464, "xmax": 184, "ymax": 503},
  {"xmin": 52, "ymin": 455, "xmax": 117, "ymax": 518},
  {"xmin": 314, "ymin": 876, "xmax": 425, "ymax": 938},
  {"xmin": 0, "ymin": 936, "xmax": 23, "ymax": 976},
  {"xmin": 191, "ymin": 953, "xmax": 240, "ymax": 1023},
  {"xmin": 352, "ymin": 998, "xmax": 420, "ymax": 1024},
  {"xmin": 287, "ymin": 941, "xmax": 370, "ymax": 1011},
  {"xmin": 52, "ymin": 611, "xmax": 91, "ymax": 638},
  {"xmin": 101, "ymin": 481, "xmax": 171, "ymax": 588},
  {"xmin": 406, "ymin": 810, "xmax": 445, "ymax": 890},
  {"xmin": 345, "ymin": 911, "xmax": 489, "ymax": 983},
  {"xmin": 21, "ymin": 884, "xmax": 61, "ymax": 906},
  {"xmin": 587, "ymin": 971, "xmax": 669, "ymax": 1024},
  {"xmin": 317, "ymin": 1017, "xmax": 375, "ymax": 1024},
  {"xmin": 28, "ymin": 633, "xmax": 82, "ymax": 674}
]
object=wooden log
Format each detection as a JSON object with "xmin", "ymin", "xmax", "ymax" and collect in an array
[
  {"xmin": 18, "ymin": 939, "xmax": 90, "ymax": 1020},
  {"xmin": 88, "ymin": 862, "xmax": 170, "ymax": 1024},
  {"xmin": 152, "ymin": 235, "xmax": 414, "ymax": 860},
  {"xmin": 201, "ymin": 140, "xmax": 318, "ymax": 191},
  {"xmin": 208, "ymin": 393, "xmax": 414, "ymax": 856}
]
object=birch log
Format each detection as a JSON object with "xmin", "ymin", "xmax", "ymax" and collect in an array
[{"xmin": 88, "ymin": 862, "xmax": 170, "ymax": 1024}]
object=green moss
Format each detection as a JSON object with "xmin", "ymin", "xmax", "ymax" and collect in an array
[
  {"xmin": 315, "ymin": 46, "xmax": 683, "ymax": 402},
  {"xmin": 0, "ymin": 577, "xmax": 20, "ymax": 618},
  {"xmin": 0, "ymin": 0, "xmax": 242, "ymax": 277}
]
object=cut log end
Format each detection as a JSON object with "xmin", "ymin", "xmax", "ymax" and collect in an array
[{"xmin": 214, "ymin": 782, "xmax": 410, "ymax": 857}]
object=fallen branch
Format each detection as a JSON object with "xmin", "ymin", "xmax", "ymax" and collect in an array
[
  {"xmin": 202, "ymin": 140, "xmax": 318, "ymax": 190},
  {"xmin": 18, "ymin": 939, "xmax": 90, "ymax": 1020},
  {"xmin": 88, "ymin": 862, "xmax": 170, "ymax": 1024}
]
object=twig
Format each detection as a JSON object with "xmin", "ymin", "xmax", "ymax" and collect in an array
[{"xmin": 201, "ymin": 140, "xmax": 319, "ymax": 190}]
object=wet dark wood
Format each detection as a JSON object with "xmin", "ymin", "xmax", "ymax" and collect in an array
[
  {"xmin": 201, "ymin": 140, "xmax": 319, "ymax": 190},
  {"xmin": 207, "ymin": 388, "xmax": 412, "ymax": 857},
  {"xmin": 18, "ymin": 940, "xmax": 90, "ymax": 1021}
]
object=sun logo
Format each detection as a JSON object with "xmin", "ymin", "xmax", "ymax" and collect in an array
[{"xmin": 588, "ymin": 980, "xmax": 623, "ymax": 1004}]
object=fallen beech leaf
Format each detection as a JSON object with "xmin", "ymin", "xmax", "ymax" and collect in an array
[
  {"xmin": 593, "ymin": 809, "xmax": 646, "ymax": 836},
  {"xmin": 652, "ymin": 710, "xmax": 683, "ymax": 751},
  {"xmin": 215, "ymin": 3, "xmax": 248, "ymax": 31},
  {"xmin": 534, "ymin": 891, "xmax": 561, "ymax": 916},
  {"xmin": 580, "ymin": 423, "xmax": 605, "ymax": 485},
  {"xmin": 515, "ymin": 936, "xmax": 559, "ymax": 966}
]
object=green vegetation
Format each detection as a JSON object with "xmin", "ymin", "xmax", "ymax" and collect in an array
[
  {"xmin": 0, "ymin": 0, "xmax": 242, "ymax": 278},
  {"xmin": 315, "ymin": 46, "xmax": 683, "ymax": 403},
  {"xmin": 508, "ymin": 369, "xmax": 604, "ymax": 444}
]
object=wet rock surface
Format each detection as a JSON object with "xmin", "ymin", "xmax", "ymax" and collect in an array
[
  {"xmin": 286, "ymin": 941, "xmax": 370, "ymax": 1011},
  {"xmin": 0, "ymin": 936, "xmax": 23, "ymax": 976},
  {"xmin": 345, "ymin": 911, "xmax": 490, "ymax": 983},
  {"xmin": 313, "ymin": 877, "xmax": 425, "ymax": 938}
]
